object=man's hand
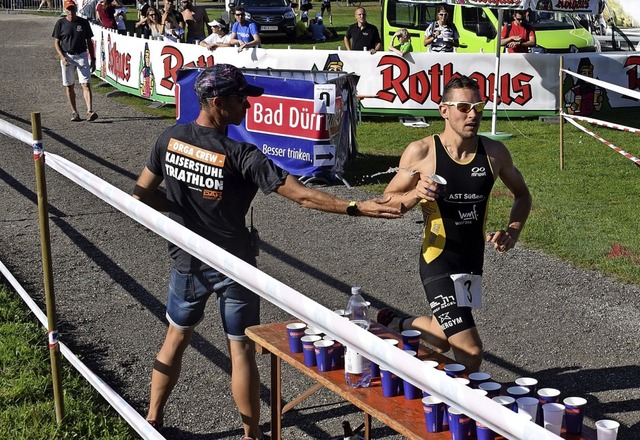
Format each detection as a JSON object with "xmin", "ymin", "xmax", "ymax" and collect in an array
[
  {"xmin": 90, "ymin": 58, "xmax": 96, "ymax": 73},
  {"xmin": 356, "ymin": 195, "xmax": 403, "ymax": 219},
  {"xmin": 415, "ymin": 174, "xmax": 446, "ymax": 202},
  {"xmin": 486, "ymin": 230, "xmax": 518, "ymax": 254}
]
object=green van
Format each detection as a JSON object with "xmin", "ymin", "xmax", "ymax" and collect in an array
[{"xmin": 382, "ymin": 1, "xmax": 600, "ymax": 54}]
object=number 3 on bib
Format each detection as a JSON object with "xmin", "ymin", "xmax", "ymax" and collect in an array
[{"xmin": 449, "ymin": 273, "xmax": 482, "ymax": 309}]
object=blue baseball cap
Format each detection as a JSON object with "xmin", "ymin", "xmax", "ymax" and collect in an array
[{"xmin": 194, "ymin": 64, "xmax": 264, "ymax": 99}]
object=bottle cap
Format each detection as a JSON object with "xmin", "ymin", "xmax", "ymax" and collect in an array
[{"xmin": 351, "ymin": 286, "xmax": 362, "ymax": 294}]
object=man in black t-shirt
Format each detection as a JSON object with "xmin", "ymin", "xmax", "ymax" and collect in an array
[
  {"xmin": 344, "ymin": 7, "xmax": 381, "ymax": 54},
  {"xmin": 52, "ymin": 0, "xmax": 98, "ymax": 122},
  {"xmin": 133, "ymin": 65, "xmax": 401, "ymax": 438}
]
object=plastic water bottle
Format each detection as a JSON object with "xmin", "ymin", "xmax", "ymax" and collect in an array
[
  {"xmin": 342, "ymin": 420, "xmax": 358, "ymax": 440},
  {"xmin": 344, "ymin": 286, "xmax": 372, "ymax": 388}
]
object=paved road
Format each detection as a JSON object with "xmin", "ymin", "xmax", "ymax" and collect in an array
[{"xmin": 1, "ymin": 13, "xmax": 639, "ymax": 440}]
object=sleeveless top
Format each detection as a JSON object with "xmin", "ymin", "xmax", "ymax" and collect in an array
[{"xmin": 420, "ymin": 135, "xmax": 495, "ymax": 282}]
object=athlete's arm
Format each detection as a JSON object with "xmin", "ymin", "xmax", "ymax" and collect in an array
[
  {"xmin": 383, "ymin": 139, "xmax": 438, "ymax": 213},
  {"xmin": 486, "ymin": 140, "xmax": 532, "ymax": 253}
]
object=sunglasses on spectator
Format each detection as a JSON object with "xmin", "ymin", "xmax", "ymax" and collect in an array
[
  {"xmin": 514, "ymin": 17, "xmax": 524, "ymax": 21},
  {"xmin": 438, "ymin": 13, "xmax": 448, "ymax": 16},
  {"xmin": 443, "ymin": 101, "xmax": 486, "ymax": 113},
  {"xmin": 235, "ymin": 12, "xmax": 243, "ymax": 15},
  {"xmin": 230, "ymin": 95, "xmax": 249, "ymax": 104}
]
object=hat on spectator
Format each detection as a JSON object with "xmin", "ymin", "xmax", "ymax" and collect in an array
[
  {"xmin": 195, "ymin": 64, "xmax": 264, "ymax": 99},
  {"xmin": 301, "ymin": 11, "xmax": 308, "ymax": 21},
  {"xmin": 207, "ymin": 18, "xmax": 227, "ymax": 29},
  {"xmin": 64, "ymin": 0, "xmax": 76, "ymax": 9},
  {"xmin": 315, "ymin": 12, "xmax": 323, "ymax": 21}
]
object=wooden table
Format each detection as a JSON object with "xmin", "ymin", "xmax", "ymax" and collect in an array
[{"xmin": 246, "ymin": 321, "xmax": 596, "ymax": 440}]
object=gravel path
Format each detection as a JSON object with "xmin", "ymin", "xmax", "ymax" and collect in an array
[{"xmin": 1, "ymin": 13, "xmax": 638, "ymax": 440}]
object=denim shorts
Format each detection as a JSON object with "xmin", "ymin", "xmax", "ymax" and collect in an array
[{"xmin": 165, "ymin": 266, "xmax": 260, "ymax": 341}]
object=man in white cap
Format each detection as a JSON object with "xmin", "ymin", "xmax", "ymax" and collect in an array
[
  {"xmin": 199, "ymin": 18, "xmax": 231, "ymax": 50},
  {"xmin": 52, "ymin": 0, "xmax": 98, "ymax": 122},
  {"xmin": 310, "ymin": 12, "xmax": 331, "ymax": 41},
  {"xmin": 133, "ymin": 64, "xmax": 401, "ymax": 439}
]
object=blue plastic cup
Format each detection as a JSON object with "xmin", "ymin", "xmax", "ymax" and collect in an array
[
  {"xmin": 422, "ymin": 396, "xmax": 444, "ymax": 432},
  {"xmin": 401, "ymin": 329, "xmax": 421, "ymax": 352},
  {"xmin": 300, "ymin": 335, "xmax": 321, "ymax": 367},
  {"xmin": 380, "ymin": 368, "xmax": 400, "ymax": 397},
  {"xmin": 563, "ymin": 396, "xmax": 587, "ymax": 435},
  {"xmin": 313, "ymin": 339, "xmax": 334, "ymax": 372},
  {"xmin": 286, "ymin": 322, "xmax": 306, "ymax": 353},
  {"xmin": 448, "ymin": 407, "xmax": 472, "ymax": 440}
]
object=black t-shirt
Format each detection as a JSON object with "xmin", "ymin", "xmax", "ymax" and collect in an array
[
  {"xmin": 147, "ymin": 122, "xmax": 288, "ymax": 272},
  {"xmin": 52, "ymin": 15, "xmax": 94, "ymax": 54},
  {"xmin": 346, "ymin": 22, "xmax": 380, "ymax": 51}
]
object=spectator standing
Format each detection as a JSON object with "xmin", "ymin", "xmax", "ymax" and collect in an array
[
  {"xmin": 344, "ymin": 7, "xmax": 381, "ymax": 54},
  {"xmin": 133, "ymin": 64, "xmax": 401, "ymax": 437},
  {"xmin": 136, "ymin": 7, "xmax": 165, "ymax": 39},
  {"xmin": 423, "ymin": 5, "xmax": 459, "ymax": 52},
  {"xmin": 298, "ymin": 0, "xmax": 312, "ymax": 15},
  {"xmin": 37, "ymin": 0, "xmax": 52, "ymax": 11},
  {"xmin": 52, "ymin": 0, "xmax": 98, "ymax": 122},
  {"xmin": 501, "ymin": 10, "xmax": 536, "ymax": 53},
  {"xmin": 320, "ymin": 0, "xmax": 332, "ymax": 25},
  {"xmin": 136, "ymin": 0, "xmax": 150, "ymax": 37},
  {"xmin": 96, "ymin": 0, "xmax": 119, "ymax": 30},
  {"xmin": 161, "ymin": 0, "xmax": 185, "ymax": 42},
  {"xmin": 181, "ymin": 0, "xmax": 209, "ymax": 43},
  {"xmin": 114, "ymin": 6, "xmax": 128, "ymax": 35},
  {"xmin": 388, "ymin": 27, "xmax": 412, "ymax": 57},
  {"xmin": 377, "ymin": 76, "xmax": 531, "ymax": 372},
  {"xmin": 199, "ymin": 19, "xmax": 231, "ymax": 50},
  {"xmin": 229, "ymin": 7, "xmax": 261, "ymax": 52}
]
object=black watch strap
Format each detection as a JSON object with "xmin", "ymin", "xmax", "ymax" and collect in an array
[{"xmin": 346, "ymin": 201, "xmax": 359, "ymax": 216}]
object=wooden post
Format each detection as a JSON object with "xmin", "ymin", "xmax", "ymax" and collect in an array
[
  {"xmin": 559, "ymin": 56, "xmax": 565, "ymax": 171},
  {"xmin": 31, "ymin": 112, "xmax": 65, "ymax": 424}
]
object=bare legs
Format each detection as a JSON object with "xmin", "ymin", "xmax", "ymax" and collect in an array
[
  {"xmin": 146, "ymin": 325, "xmax": 194, "ymax": 426},
  {"xmin": 64, "ymin": 83, "xmax": 93, "ymax": 116},
  {"xmin": 405, "ymin": 315, "xmax": 483, "ymax": 372},
  {"xmin": 147, "ymin": 326, "xmax": 262, "ymax": 438},
  {"xmin": 228, "ymin": 339, "xmax": 262, "ymax": 438}
]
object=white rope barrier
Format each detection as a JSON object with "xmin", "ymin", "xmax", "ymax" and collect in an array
[
  {"xmin": 563, "ymin": 113, "xmax": 640, "ymax": 135},
  {"xmin": 0, "ymin": 260, "xmax": 165, "ymax": 440},
  {"xmin": 562, "ymin": 113, "xmax": 640, "ymax": 166},
  {"xmin": 0, "ymin": 117, "xmax": 560, "ymax": 439},
  {"xmin": 561, "ymin": 68, "xmax": 640, "ymax": 101}
]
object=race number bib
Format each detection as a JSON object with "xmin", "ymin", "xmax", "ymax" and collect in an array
[{"xmin": 449, "ymin": 273, "xmax": 482, "ymax": 309}]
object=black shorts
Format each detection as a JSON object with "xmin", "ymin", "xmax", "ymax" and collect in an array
[
  {"xmin": 419, "ymin": 259, "xmax": 476, "ymax": 338},
  {"xmin": 321, "ymin": 2, "xmax": 331, "ymax": 12},
  {"xmin": 300, "ymin": 3, "xmax": 312, "ymax": 11}
]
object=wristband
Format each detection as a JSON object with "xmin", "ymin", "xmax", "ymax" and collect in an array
[{"xmin": 346, "ymin": 201, "xmax": 359, "ymax": 216}]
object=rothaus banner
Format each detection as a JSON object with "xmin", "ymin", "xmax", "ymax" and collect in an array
[
  {"xmin": 176, "ymin": 68, "xmax": 359, "ymax": 181},
  {"xmin": 91, "ymin": 25, "xmax": 640, "ymax": 117}
]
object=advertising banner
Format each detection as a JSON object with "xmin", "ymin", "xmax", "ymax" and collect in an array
[
  {"xmin": 176, "ymin": 68, "xmax": 358, "ymax": 181},
  {"xmin": 91, "ymin": 25, "xmax": 640, "ymax": 117}
]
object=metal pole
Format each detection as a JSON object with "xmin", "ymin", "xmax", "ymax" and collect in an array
[
  {"xmin": 491, "ymin": 8, "xmax": 504, "ymax": 135},
  {"xmin": 31, "ymin": 112, "xmax": 65, "ymax": 424},
  {"xmin": 559, "ymin": 56, "xmax": 564, "ymax": 171}
]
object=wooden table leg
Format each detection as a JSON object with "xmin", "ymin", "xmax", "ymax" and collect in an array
[
  {"xmin": 364, "ymin": 412, "xmax": 372, "ymax": 440},
  {"xmin": 270, "ymin": 353, "xmax": 282, "ymax": 440}
]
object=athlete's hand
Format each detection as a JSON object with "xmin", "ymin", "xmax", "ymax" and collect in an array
[
  {"xmin": 486, "ymin": 230, "xmax": 517, "ymax": 254},
  {"xmin": 415, "ymin": 174, "xmax": 445, "ymax": 202},
  {"xmin": 357, "ymin": 196, "xmax": 403, "ymax": 219}
]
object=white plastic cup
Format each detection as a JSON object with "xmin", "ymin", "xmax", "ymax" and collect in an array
[
  {"xmin": 516, "ymin": 396, "xmax": 539, "ymax": 422},
  {"xmin": 542, "ymin": 402, "xmax": 565, "ymax": 434},
  {"xmin": 515, "ymin": 377, "xmax": 538, "ymax": 396},
  {"xmin": 422, "ymin": 360, "xmax": 439, "ymax": 369},
  {"xmin": 595, "ymin": 419, "xmax": 620, "ymax": 440}
]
